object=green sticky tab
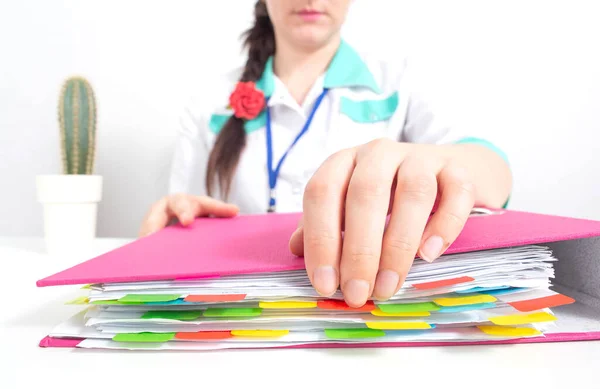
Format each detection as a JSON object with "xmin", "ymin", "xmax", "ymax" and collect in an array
[
  {"xmin": 325, "ymin": 328, "xmax": 385, "ymax": 339},
  {"xmin": 377, "ymin": 302, "xmax": 441, "ymax": 313},
  {"xmin": 112, "ymin": 332, "xmax": 175, "ymax": 343},
  {"xmin": 141, "ymin": 310, "xmax": 203, "ymax": 321},
  {"xmin": 203, "ymin": 308, "xmax": 263, "ymax": 317},
  {"xmin": 118, "ymin": 294, "xmax": 181, "ymax": 303},
  {"xmin": 91, "ymin": 299, "xmax": 139, "ymax": 305},
  {"xmin": 81, "ymin": 284, "xmax": 92, "ymax": 289}
]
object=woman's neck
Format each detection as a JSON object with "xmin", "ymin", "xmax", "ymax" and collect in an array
[{"xmin": 273, "ymin": 36, "xmax": 341, "ymax": 105}]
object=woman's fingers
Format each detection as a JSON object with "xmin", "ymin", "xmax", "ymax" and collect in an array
[
  {"xmin": 375, "ymin": 155, "xmax": 440, "ymax": 300},
  {"xmin": 289, "ymin": 215, "xmax": 304, "ymax": 256},
  {"xmin": 340, "ymin": 140, "xmax": 402, "ymax": 307},
  {"xmin": 139, "ymin": 194, "xmax": 239, "ymax": 238},
  {"xmin": 139, "ymin": 197, "xmax": 171, "ymax": 237},
  {"xmin": 419, "ymin": 162, "xmax": 475, "ymax": 262},
  {"xmin": 302, "ymin": 149, "xmax": 356, "ymax": 297}
]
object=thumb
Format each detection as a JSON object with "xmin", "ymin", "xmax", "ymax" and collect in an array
[{"xmin": 289, "ymin": 215, "xmax": 304, "ymax": 256}]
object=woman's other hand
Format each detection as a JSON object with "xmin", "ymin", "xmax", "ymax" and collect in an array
[
  {"xmin": 139, "ymin": 194, "xmax": 239, "ymax": 237},
  {"xmin": 289, "ymin": 138, "xmax": 511, "ymax": 307}
]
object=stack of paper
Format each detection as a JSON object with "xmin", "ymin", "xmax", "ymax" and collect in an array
[{"xmin": 35, "ymin": 209, "xmax": 600, "ymax": 352}]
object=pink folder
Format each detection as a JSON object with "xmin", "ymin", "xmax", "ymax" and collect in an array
[{"xmin": 37, "ymin": 209, "xmax": 600, "ymax": 349}]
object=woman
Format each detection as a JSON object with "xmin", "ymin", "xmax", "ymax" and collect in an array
[{"xmin": 140, "ymin": 0, "xmax": 512, "ymax": 308}]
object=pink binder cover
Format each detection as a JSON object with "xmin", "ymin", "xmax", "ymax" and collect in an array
[
  {"xmin": 39, "ymin": 331, "xmax": 600, "ymax": 349},
  {"xmin": 36, "ymin": 209, "xmax": 600, "ymax": 287}
]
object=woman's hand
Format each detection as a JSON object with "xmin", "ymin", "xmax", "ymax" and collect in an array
[
  {"xmin": 289, "ymin": 138, "xmax": 488, "ymax": 307},
  {"xmin": 139, "ymin": 193, "xmax": 239, "ymax": 237}
]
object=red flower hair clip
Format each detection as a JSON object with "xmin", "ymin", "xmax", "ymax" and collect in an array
[{"xmin": 229, "ymin": 81, "xmax": 266, "ymax": 120}]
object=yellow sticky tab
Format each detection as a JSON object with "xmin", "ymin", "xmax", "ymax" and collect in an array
[
  {"xmin": 365, "ymin": 322, "xmax": 432, "ymax": 330},
  {"xmin": 80, "ymin": 284, "xmax": 91, "ymax": 290},
  {"xmin": 370, "ymin": 308, "xmax": 431, "ymax": 317},
  {"xmin": 258, "ymin": 301, "xmax": 317, "ymax": 309},
  {"xmin": 478, "ymin": 325, "xmax": 542, "ymax": 337},
  {"xmin": 66, "ymin": 296, "xmax": 89, "ymax": 305},
  {"xmin": 433, "ymin": 294, "xmax": 497, "ymax": 307},
  {"xmin": 231, "ymin": 330, "xmax": 289, "ymax": 338},
  {"xmin": 489, "ymin": 312, "xmax": 557, "ymax": 326}
]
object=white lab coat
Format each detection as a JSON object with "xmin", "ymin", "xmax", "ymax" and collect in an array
[{"xmin": 168, "ymin": 40, "xmax": 505, "ymax": 214}]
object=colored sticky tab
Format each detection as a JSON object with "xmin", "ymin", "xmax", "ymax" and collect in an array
[
  {"xmin": 90, "ymin": 299, "xmax": 138, "ymax": 305},
  {"xmin": 412, "ymin": 276, "xmax": 474, "ymax": 290},
  {"xmin": 118, "ymin": 294, "xmax": 181, "ymax": 303},
  {"xmin": 112, "ymin": 332, "xmax": 175, "ymax": 343},
  {"xmin": 509, "ymin": 293, "xmax": 575, "ymax": 312},
  {"xmin": 317, "ymin": 299, "xmax": 375, "ymax": 312},
  {"xmin": 184, "ymin": 294, "xmax": 246, "ymax": 303},
  {"xmin": 456, "ymin": 286, "xmax": 510, "ymax": 294},
  {"xmin": 80, "ymin": 284, "xmax": 92, "ymax": 289},
  {"xmin": 377, "ymin": 302, "xmax": 440, "ymax": 313},
  {"xmin": 175, "ymin": 331, "xmax": 233, "ymax": 340},
  {"xmin": 66, "ymin": 296, "xmax": 89, "ymax": 305},
  {"xmin": 259, "ymin": 301, "xmax": 317, "ymax": 309},
  {"xmin": 371, "ymin": 308, "xmax": 431, "ymax": 317},
  {"xmin": 486, "ymin": 287, "xmax": 526, "ymax": 296},
  {"xmin": 203, "ymin": 308, "xmax": 263, "ymax": 317},
  {"xmin": 141, "ymin": 310, "xmax": 203, "ymax": 321},
  {"xmin": 324, "ymin": 328, "xmax": 385, "ymax": 339},
  {"xmin": 489, "ymin": 312, "xmax": 557, "ymax": 326},
  {"xmin": 365, "ymin": 322, "xmax": 432, "ymax": 330},
  {"xmin": 438, "ymin": 302, "xmax": 497, "ymax": 313},
  {"xmin": 478, "ymin": 325, "xmax": 542, "ymax": 337},
  {"xmin": 231, "ymin": 330, "xmax": 289, "ymax": 337},
  {"xmin": 433, "ymin": 294, "xmax": 497, "ymax": 307}
]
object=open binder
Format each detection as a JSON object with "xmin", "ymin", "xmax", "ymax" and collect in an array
[{"xmin": 36, "ymin": 209, "xmax": 600, "ymax": 351}]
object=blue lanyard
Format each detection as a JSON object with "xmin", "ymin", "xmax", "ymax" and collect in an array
[{"xmin": 265, "ymin": 88, "xmax": 329, "ymax": 212}]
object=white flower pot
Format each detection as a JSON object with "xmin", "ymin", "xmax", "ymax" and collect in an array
[{"xmin": 36, "ymin": 174, "xmax": 103, "ymax": 256}]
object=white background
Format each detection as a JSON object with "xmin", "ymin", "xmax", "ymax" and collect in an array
[{"xmin": 1, "ymin": 0, "xmax": 599, "ymax": 238}]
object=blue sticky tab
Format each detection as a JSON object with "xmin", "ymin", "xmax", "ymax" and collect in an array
[
  {"xmin": 456, "ymin": 286, "xmax": 511, "ymax": 294},
  {"xmin": 438, "ymin": 302, "xmax": 497, "ymax": 313},
  {"xmin": 486, "ymin": 287, "xmax": 526, "ymax": 296},
  {"xmin": 143, "ymin": 298, "xmax": 190, "ymax": 306}
]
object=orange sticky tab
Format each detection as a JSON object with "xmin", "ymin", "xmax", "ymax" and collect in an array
[
  {"xmin": 184, "ymin": 294, "xmax": 246, "ymax": 303},
  {"xmin": 478, "ymin": 325, "xmax": 542, "ymax": 337},
  {"xmin": 231, "ymin": 330, "xmax": 289, "ymax": 338},
  {"xmin": 489, "ymin": 312, "xmax": 557, "ymax": 326},
  {"xmin": 413, "ymin": 276, "xmax": 475, "ymax": 290},
  {"xmin": 259, "ymin": 301, "xmax": 317, "ymax": 309},
  {"xmin": 317, "ymin": 299, "xmax": 375, "ymax": 312},
  {"xmin": 175, "ymin": 331, "xmax": 232, "ymax": 340},
  {"xmin": 366, "ymin": 321, "xmax": 432, "ymax": 330},
  {"xmin": 509, "ymin": 293, "xmax": 575, "ymax": 312},
  {"xmin": 433, "ymin": 294, "xmax": 497, "ymax": 307},
  {"xmin": 370, "ymin": 308, "xmax": 431, "ymax": 317}
]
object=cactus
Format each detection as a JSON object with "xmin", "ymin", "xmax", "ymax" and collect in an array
[{"xmin": 58, "ymin": 76, "xmax": 97, "ymax": 174}]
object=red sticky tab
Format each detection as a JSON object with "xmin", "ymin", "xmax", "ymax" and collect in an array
[
  {"xmin": 412, "ymin": 276, "xmax": 475, "ymax": 290},
  {"xmin": 184, "ymin": 294, "xmax": 246, "ymax": 303},
  {"xmin": 175, "ymin": 331, "xmax": 233, "ymax": 340},
  {"xmin": 509, "ymin": 293, "xmax": 575, "ymax": 312},
  {"xmin": 317, "ymin": 299, "xmax": 375, "ymax": 312}
]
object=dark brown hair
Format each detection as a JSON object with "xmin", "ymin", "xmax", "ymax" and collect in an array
[{"xmin": 205, "ymin": 1, "xmax": 275, "ymax": 198}]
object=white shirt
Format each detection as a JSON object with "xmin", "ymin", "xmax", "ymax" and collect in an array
[{"xmin": 168, "ymin": 40, "xmax": 505, "ymax": 214}]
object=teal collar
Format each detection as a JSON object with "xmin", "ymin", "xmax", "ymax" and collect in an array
[{"xmin": 255, "ymin": 39, "xmax": 381, "ymax": 97}]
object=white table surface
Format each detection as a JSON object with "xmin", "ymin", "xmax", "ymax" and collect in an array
[{"xmin": 2, "ymin": 236, "xmax": 599, "ymax": 389}]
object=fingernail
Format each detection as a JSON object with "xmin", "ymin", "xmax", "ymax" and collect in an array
[
  {"xmin": 313, "ymin": 266, "xmax": 338, "ymax": 296},
  {"xmin": 373, "ymin": 270, "xmax": 400, "ymax": 300},
  {"xmin": 420, "ymin": 235, "xmax": 444, "ymax": 262},
  {"xmin": 344, "ymin": 279, "xmax": 370, "ymax": 307}
]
